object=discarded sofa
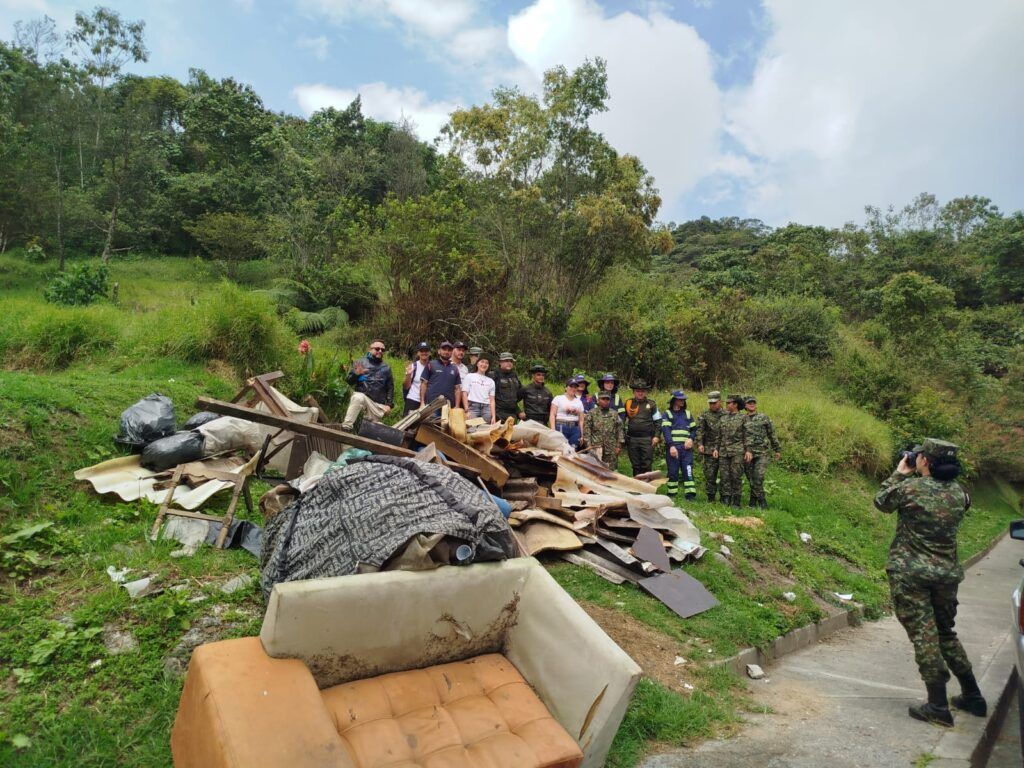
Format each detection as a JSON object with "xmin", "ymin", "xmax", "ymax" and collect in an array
[{"xmin": 171, "ymin": 558, "xmax": 641, "ymax": 768}]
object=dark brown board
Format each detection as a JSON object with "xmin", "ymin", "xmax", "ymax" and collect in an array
[
  {"xmin": 639, "ymin": 570, "xmax": 719, "ymax": 619},
  {"xmin": 631, "ymin": 525, "xmax": 672, "ymax": 573}
]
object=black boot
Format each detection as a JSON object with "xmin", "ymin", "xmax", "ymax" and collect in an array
[
  {"xmin": 730, "ymin": 497, "xmax": 741, "ymax": 509},
  {"xmin": 951, "ymin": 672, "xmax": 987, "ymax": 717},
  {"xmin": 757, "ymin": 497, "xmax": 768, "ymax": 509},
  {"xmin": 909, "ymin": 682, "xmax": 954, "ymax": 727}
]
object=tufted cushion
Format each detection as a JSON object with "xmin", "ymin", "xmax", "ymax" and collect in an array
[{"xmin": 320, "ymin": 654, "xmax": 583, "ymax": 768}]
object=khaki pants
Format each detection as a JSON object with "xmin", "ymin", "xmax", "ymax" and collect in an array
[{"xmin": 342, "ymin": 393, "xmax": 388, "ymax": 430}]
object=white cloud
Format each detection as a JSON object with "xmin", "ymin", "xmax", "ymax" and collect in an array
[
  {"xmin": 726, "ymin": 0, "xmax": 1024, "ymax": 225},
  {"xmin": 297, "ymin": 34, "xmax": 329, "ymax": 61},
  {"xmin": 292, "ymin": 82, "xmax": 459, "ymax": 141},
  {"xmin": 300, "ymin": 0, "xmax": 476, "ymax": 38},
  {"xmin": 507, "ymin": 0, "xmax": 723, "ymax": 210}
]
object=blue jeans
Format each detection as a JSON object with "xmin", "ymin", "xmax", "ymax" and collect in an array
[{"xmin": 556, "ymin": 422, "xmax": 581, "ymax": 449}]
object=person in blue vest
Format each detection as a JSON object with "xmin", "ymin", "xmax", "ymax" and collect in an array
[{"xmin": 662, "ymin": 390, "xmax": 698, "ymax": 499}]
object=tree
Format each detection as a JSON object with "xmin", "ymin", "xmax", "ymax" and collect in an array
[{"xmin": 878, "ymin": 271, "xmax": 956, "ymax": 342}]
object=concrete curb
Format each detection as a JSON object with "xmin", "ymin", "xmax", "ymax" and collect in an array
[{"xmin": 718, "ymin": 529, "xmax": 1011, "ymax": 680}]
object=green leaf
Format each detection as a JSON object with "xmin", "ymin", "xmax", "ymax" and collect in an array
[
  {"xmin": 1, "ymin": 520, "xmax": 53, "ymax": 545},
  {"xmin": 11, "ymin": 734, "xmax": 31, "ymax": 750}
]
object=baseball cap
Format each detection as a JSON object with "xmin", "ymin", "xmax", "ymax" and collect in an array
[
  {"xmin": 416, "ymin": 342, "xmax": 429, "ymax": 351},
  {"xmin": 439, "ymin": 340, "xmax": 453, "ymax": 348}
]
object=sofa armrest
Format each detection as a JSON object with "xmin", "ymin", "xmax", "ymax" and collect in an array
[{"xmin": 171, "ymin": 637, "xmax": 353, "ymax": 768}]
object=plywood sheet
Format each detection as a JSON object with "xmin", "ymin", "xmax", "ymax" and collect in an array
[{"xmin": 639, "ymin": 571, "xmax": 719, "ymax": 619}]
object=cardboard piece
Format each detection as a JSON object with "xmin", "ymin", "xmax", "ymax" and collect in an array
[
  {"xmin": 631, "ymin": 526, "xmax": 672, "ymax": 573},
  {"xmin": 638, "ymin": 570, "xmax": 719, "ymax": 619}
]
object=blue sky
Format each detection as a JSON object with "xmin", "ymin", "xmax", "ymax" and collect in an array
[{"xmin": 3, "ymin": 0, "xmax": 1023, "ymax": 227}]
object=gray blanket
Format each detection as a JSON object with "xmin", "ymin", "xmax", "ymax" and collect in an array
[{"xmin": 261, "ymin": 456, "xmax": 516, "ymax": 597}]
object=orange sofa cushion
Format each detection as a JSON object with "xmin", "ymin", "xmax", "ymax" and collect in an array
[{"xmin": 320, "ymin": 654, "xmax": 583, "ymax": 768}]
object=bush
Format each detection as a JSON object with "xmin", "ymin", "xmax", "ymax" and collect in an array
[
  {"xmin": 43, "ymin": 263, "xmax": 109, "ymax": 306},
  {"xmin": 185, "ymin": 212, "xmax": 269, "ymax": 266},
  {"xmin": 149, "ymin": 282, "xmax": 293, "ymax": 375},
  {"xmin": 0, "ymin": 300, "xmax": 120, "ymax": 369},
  {"xmin": 746, "ymin": 295, "xmax": 840, "ymax": 359}
]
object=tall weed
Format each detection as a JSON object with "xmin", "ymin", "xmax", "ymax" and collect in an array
[{"xmin": 0, "ymin": 300, "xmax": 120, "ymax": 369}]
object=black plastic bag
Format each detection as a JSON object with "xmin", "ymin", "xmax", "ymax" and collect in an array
[
  {"xmin": 116, "ymin": 394, "xmax": 176, "ymax": 450},
  {"xmin": 141, "ymin": 431, "xmax": 205, "ymax": 471},
  {"xmin": 181, "ymin": 411, "xmax": 221, "ymax": 430}
]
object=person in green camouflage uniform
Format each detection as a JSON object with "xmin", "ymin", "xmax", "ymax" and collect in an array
[
  {"xmin": 583, "ymin": 391, "xmax": 625, "ymax": 469},
  {"xmin": 742, "ymin": 395, "xmax": 781, "ymax": 508},
  {"xmin": 873, "ymin": 438, "xmax": 986, "ymax": 727},
  {"xmin": 695, "ymin": 391, "xmax": 724, "ymax": 502},
  {"xmin": 715, "ymin": 395, "xmax": 747, "ymax": 508}
]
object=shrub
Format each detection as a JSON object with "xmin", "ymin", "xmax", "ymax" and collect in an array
[
  {"xmin": 746, "ymin": 295, "xmax": 840, "ymax": 359},
  {"xmin": 24, "ymin": 238, "xmax": 47, "ymax": 263},
  {"xmin": 185, "ymin": 212, "xmax": 269, "ymax": 266},
  {"xmin": 43, "ymin": 262, "xmax": 109, "ymax": 306}
]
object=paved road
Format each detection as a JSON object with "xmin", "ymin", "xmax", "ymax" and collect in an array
[
  {"xmin": 986, "ymin": 686, "xmax": 1021, "ymax": 768},
  {"xmin": 643, "ymin": 536, "xmax": 1022, "ymax": 768}
]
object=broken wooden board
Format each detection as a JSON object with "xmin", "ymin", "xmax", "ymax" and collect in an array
[
  {"xmin": 449, "ymin": 407, "xmax": 467, "ymax": 443},
  {"xmin": 631, "ymin": 526, "xmax": 672, "ymax": 573},
  {"xmin": 593, "ymin": 538, "xmax": 640, "ymax": 567},
  {"xmin": 594, "ymin": 527, "xmax": 635, "ymax": 545},
  {"xmin": 509, "ymin": 508, "xmax": 579, "ymax": 532},
  {"xmin": 638, "ymin": 570, "xmax": 719, "ymax": 619},
  {"xmin": 557, "ymin": 552, "xmax": 627, "ymax": 585},
  {"xmin": 572, "ymin": 548, "xmax": 643, "ymax": 584},
  {"xmin": 392, "ymin": 395, "xmax": 448, "ymax": 431},
  {"xmin": 415, "ymin": 424, "xmax": 509, "ymax": 486},
  {"xmin": 518, "ymin": 521, "xmax": 582, "ymax": 556}
]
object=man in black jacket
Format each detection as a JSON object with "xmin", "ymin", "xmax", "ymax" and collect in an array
[{"xmin": 341, "ymin": 339, "xmax": 394, "ymax": 430}]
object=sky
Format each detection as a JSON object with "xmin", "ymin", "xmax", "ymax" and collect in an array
[{"xmin": 3, "ymin": 0, "xmax": 1023, "ymax": 227}]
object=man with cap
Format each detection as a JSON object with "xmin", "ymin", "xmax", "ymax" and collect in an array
[
  {"xmin": 549, "ymin": 377, "xmax": 586, "ymax": 449},
  {"xmin": 402, "ymin": 342, "xmax": 431, "ymax": 414},
  {"xmin": 467, "ymin": 346, "xmax": 483, "ymax": 373},
  {"xmin": 584, "ymin": 390, "xmax": 625, "ymax": 469},
  {"xmin": 452, "ymin": 341, "xmax": 469, "ymax": 379},
  {"xmin": 874, "ymin": 438, "xmax": 984, "ymax": 727},
  {"xmin": 715, "ymin": 394, "xmax": 747, "ymax": 507},
  {"xmin": 696, "ymin": 391, "xmax": 725, "ymax": 502},
  {"xmin": 341, "ymin": 339, "xmax": 394, "ymax": 431},
  {"xmin": 520, "ymin": 364, "xmax": 553, "ymax": 423},
  {"xmin": 419, "ymin": 340, "xmax": 462, "ymax": 410},
  {"xmin": 489, "ymin": 353, "xmax": 523, "ymax": 421},
  {"xmin": 598, "ymin": 373, "xmax": 626, "ymax": 420},
  {"xmin": 623, "ymin": 379, "xmax": 662, "ymax": 476},
  {"xmin": 574, "ymin": 375, "xmax": 597, "ymax": 412},
  {"xmin": 742, "ymin": 395, "xmax": 781, "ymax": 508},
  {"xmin": 661, "ymin": 390, "xmax": 698, "ymax": 499}
]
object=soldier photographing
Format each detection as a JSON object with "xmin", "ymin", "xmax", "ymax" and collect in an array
[{"xmin": 874, "ymin": 438, "xmax": 986, "ymax": 727}]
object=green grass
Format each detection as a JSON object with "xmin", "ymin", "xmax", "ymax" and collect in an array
[{"xmin": 0, "ymin": 253, "xmax": 1020, "ymax": 767}]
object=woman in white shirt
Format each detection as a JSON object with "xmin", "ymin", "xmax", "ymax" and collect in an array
[
  {"xmin": 461, "ymin": 357, "xmax": 497, "ymax": 423},
  {"xmin": 549, "ymin": 378, "xmax": 585, "ymax": 449}
]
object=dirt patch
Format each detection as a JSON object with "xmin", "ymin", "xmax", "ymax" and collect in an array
[{"xmin": 580, "ymin": 601, "xmax": 697, "ymax": 696}]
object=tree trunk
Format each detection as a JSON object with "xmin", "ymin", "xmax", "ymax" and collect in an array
[
  {"xmin": 55, "ymin": 150, "xmax": 65, "ymax": 271},
  {"xmin": 101, "ymin": 187, "xmax": 121, "ymax": 264},
  {"xmin": 78, "ymin": 134, "xmax": 85, "ymax": 189}
]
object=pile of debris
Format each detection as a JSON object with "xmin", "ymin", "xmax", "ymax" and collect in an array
[{"xmin": 75, "ymin": 371, "xmax": 716, "ymax": 621}]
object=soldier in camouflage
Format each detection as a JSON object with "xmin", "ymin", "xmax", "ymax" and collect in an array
[
  {"xmin": 742, "ymin": 395, "xmax": 781, "ymax": 508},
  {"xmin": 583, "ymin": 391, "xmax": 625, "ymax": 469},
  {"xmin": 874, "ymin": 438, "xmax": 986, "ymax": 727},
  {"xmin": 696, "ymin": 391, "xmax": 724, "ymax": 502},
  {"xmin": 715, "ymin": 395, "xmax": 747, "ymax": 508}
]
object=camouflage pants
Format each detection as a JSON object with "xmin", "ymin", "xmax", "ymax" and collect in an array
[
  {"xmin": 626, "ymin": 435, "xmax": 655, "ymax": 476},
  {"xmin": 719, "ymin": 454, "xmax": 745, "ymax": 501},
  {"xmin": 889, "ymin": 572, "xmax": 974, "ymax": 685},
  {"xmin": 593, "ymin": 439, "xmax": 621, "ymax": 470},
  {"xmin": 702, "ymin": 454, "xmax": 720, "ymax": 499},
  {"xmin": 744, "ymin": 454, "xmax": 771, "ymax": 502}
]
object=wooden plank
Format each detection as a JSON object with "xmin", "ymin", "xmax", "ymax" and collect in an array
[
  {"xmin": 557, "ymin": 553, "xmax": 626, "ymax": 585},
  {"xmin": 415, "ymin": 424, "xmax": 509, "ymax": 486},
  {"xmin": 196, "ymin": 397, "xmax": 416, "ymax": 458},
  {"xmin": 392, "ymin": 395, "xmax": 448, "ymax": 431},
  {"xmin": 449, "ymin": 407, "xmax": 467, "ymax": 443},
  {"xmin": 570, "ymin": 549, "xmax": 643, "ymax": 584}
]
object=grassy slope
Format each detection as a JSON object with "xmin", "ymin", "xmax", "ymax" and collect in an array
[{"xmin": 0, "ymin": 255, "xmax": 1020, "ymax": 766}]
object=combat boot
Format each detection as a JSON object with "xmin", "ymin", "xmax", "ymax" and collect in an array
[
  {"xmin": 747, "ymin": 494, "xmax": 757, "ymax": 508},
  {"xmin": 757, "ymin": 498, "xmax": 768, "ymax": 509},
  {"xmin": 730, "ymin": 497, "xmax": 742, "ymax": 509},
  {"xmin": 951, "ymin": 672, "xmax": 987, "ymax": 717},
  {"xmin": 908, "ymin": 682, "xmax": 954, "ymax": 727}
]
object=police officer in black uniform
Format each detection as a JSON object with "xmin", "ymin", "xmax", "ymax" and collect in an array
[
  {"xmin": 624, "ymin": 379, "xmax": 661, "ymax": 475},
  {"xmin": 520, "ymin": 364, "xmax": 554, "ymax": 423},
  {"xmin": 489, "ymin": 352, "xmax": 523, "ymax": 422}
]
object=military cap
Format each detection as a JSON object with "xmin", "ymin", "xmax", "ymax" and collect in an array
[
  {"xmin": 452, "ymin": 340, "xmax": 467, "ymax": 349},
  {"xmin": 631, "ymin": 378, "xmax": 651, "ymax": 390},
  {"xmin": 745, "ymin": 395, "xmax": 757, "ymax": 404},
  {"xmin": 726, "ymin": 393, "xmax": 744, "ymax": 405},
  {"xmin": 498, "ymin": 352, "xmax": 515, "ymax": 361},
  {"xmin": 416, "ymin": 341, "xmax": 430, "ymax": 350},
  {"xmin": 439, "ymin": 340, "xmax": 453, "ymax": 348},
  {"xmin": 468, "ymin": 346, "xmax": 483, "ymax": 355},
  {"xmin": 670, "ymin": 390, "xmax": 687, "ymax": 401},
  {"xmin": 923, "ymin": 438, "xmax": 958, "ymax": 461},
  {"xmin": 597, "ymin": 391, "xmax": 612, "ymax": 400},
  {"xmin": 599, "ymin": 373, "xmax": 618, "ymax": 383},
  {"xmin": 707, "ymin": 390, "xmax": 721, "ymax": 402},
  {"xmin": 529, "ymin": 364, "xmax": 548, "ymax": 374}
]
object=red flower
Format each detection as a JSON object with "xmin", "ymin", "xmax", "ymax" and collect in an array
[{"xmin": 298, "ymin": 339, "xmax": 311, "ymax": 355}]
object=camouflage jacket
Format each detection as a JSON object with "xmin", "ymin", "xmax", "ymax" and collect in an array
[
  {"xmin": 583, "ymin": 407, "xmax": 625, "ymax": 448},
  {"xmin": 695, "ymin": 408, "xmax": 724, "ymax": 450},
  {"xmin": 744, "ymin": 412, "xmax": 781, "ymax": 455},
  {"xmin": 716, "ymin": 412, "xmax": 747, "ymax": 457},
  {"xmin": 874, "ymin": 472, "xmax": 970, "ymax": 582}
]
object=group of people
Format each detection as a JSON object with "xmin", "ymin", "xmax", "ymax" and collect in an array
[{"xmin": 341, "ymin": 340, "xmax": 782, "ymax": 508}]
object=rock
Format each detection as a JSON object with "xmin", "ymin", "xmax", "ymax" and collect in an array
[
  {"xmin": 56, "ymin": 615, "xmax": 76, "ymax": 630},
  {"xmin": 746, "ymin": 663, "xmax": 765, "ymax": 680},
  {"xmin": 103, "ymin": 625, "xmax": 139, "ymax": 655},
  {"xmin": 782, "ymin": 591, "xmax": 796, "ymax": 602},
  {"xmin": 674, "ymin": 656, "xmax": 687, "ymax": 666},
  {"xmin": 719, "ymin": 544, "xmax": 732, "ymax": 557},
  {"xmin": 722, "ymin": 534, "xmax": 735, "ymax": 544},
  {"xmin": 712, "ymin": 552, "xmax": 732, "ymax": 567},
  {"xmin": 683, "ymin": 682, "xmax": 695, "ymax": 691},
  {"xmin": 220, "ymin": 574, "xmax": 253, "ymax": 595}
]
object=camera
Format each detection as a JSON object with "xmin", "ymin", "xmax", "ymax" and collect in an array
[{"xmin": 901, "ymin": 445, "xmax": 923, "ymax": 466}]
